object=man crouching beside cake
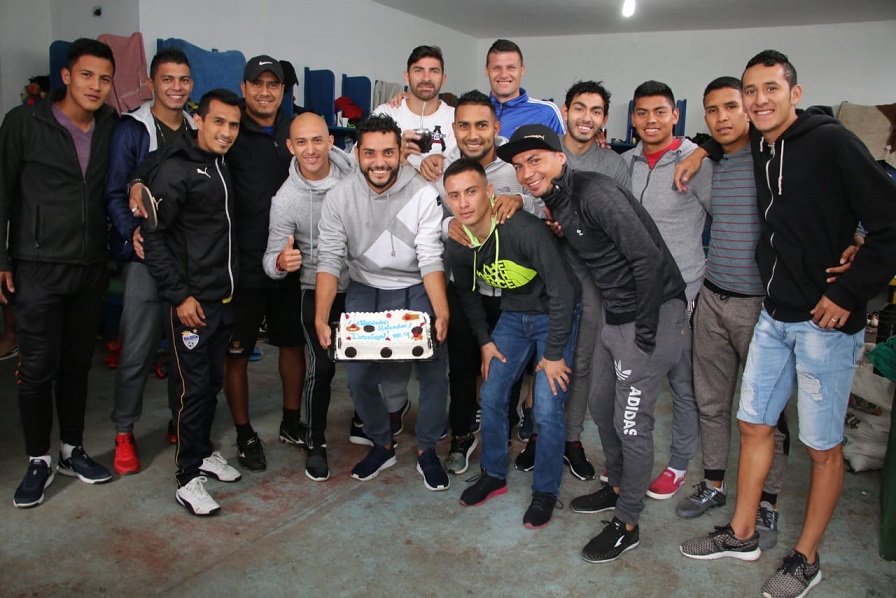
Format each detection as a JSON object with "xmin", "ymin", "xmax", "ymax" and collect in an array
[{"xmin": 315, "ymin": 114, "xmax": 451, "ymax": 491}]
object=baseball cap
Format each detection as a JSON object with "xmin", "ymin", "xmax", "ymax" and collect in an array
[
  {"xmin": 496, "ymin": 124, "xmax": 563, "ymax": 163},
  {"xmin": 243, "ymin": 55, "xmax": 284, "ymax": 82}
]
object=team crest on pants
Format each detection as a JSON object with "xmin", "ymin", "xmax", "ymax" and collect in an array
[{"xmin": 182, "ymin": 330, "xmax": 199, "ymax": 350}]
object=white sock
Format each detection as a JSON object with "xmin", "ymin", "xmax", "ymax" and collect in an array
[
  {"xmin": 30, "ymin": 455, "xmax": 51, "ymax": 466},
  {"xmin": 668, "ymin": 467, "xmax": 686, "ymax": 482},
  {"xmin": 61, "ymin": 443, "xmax": 77, "ymax": 460}
]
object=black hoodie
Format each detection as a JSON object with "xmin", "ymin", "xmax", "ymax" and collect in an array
[{"xmin": 751, "ymin": 111, "xmax": 896, "ymax": 333}]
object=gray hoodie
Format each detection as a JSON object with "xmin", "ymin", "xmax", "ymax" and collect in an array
[
  {"xmin": 263, "ymin": 147, "xmax": 355, "ymax": 290},
  {"xmin": 622, "ymin": 137, "xmax": 713, "ymax": 301},
  {"xmin": 317, "ymin": 165, "xmax": 444, "ymax": 290}
]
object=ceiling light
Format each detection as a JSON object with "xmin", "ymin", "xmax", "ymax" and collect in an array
[{"xmin": 622, "ymin": 0, "xmax": 636, "ymax": 17}]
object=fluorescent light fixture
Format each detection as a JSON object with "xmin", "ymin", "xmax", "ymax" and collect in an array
[{"xmin": 622, "ymin": 0, "xmax": 636, "ymax": 17}]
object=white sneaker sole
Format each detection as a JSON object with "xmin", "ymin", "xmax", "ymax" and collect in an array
[
  {"xmin": 13, "ymin": 472, "xmax": 55, "ymax": 508},
  {"xmin": 762, "ymin": 571, "xmax": 821, "ymax": 598},
  {"xmin": 679, "ymin": 545, "xmax": 761, "ymax": 561},
  {"xmin": 176, "ymin": 493, "xmax": 221, "ymax": 516},
  {"xmin": 57, "ymin": 465, "xmax": 112, "ymax": 484},
  {"xmin": 351, "ymin": 455, "xmax": 396, "ymax": 481},
  {"xmin": 417, "ymin": 463, "xmax": 450, "ymax": 491},
  {"xmin": 581, "ymin": 539, "xmax": 640, "ymax": 563},
  {"xmin": 447, "ymin": 437, "xmax": 479, "ymax": 475}
]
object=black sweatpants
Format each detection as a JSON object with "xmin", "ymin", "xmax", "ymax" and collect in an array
[
  {"xmin": 300, "ymin": 288, "xmax": 346, "ymax": 447},
  {"xmin": 165, "ymin": 300, "xmax": 233, "ymax": 487},
  {"xmin": 12, "ymin": 261, "xmax": 107, "ymax": 456}
]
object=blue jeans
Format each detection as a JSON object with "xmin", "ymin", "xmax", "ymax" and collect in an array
[
  {"xmin": 480, "ymin": 307, "xmax": 580, "ymax": 496},
  {"xmin": 737, "ymin": 308, "xmax": 863, "ymax": 450}
]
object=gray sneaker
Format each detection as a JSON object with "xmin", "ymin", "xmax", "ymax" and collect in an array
[
  {"xmin": 756, "ymin": 500, "xmax": 780, "ymax": 549},
  {"xmin": 761, "ymin": 550, "xmax": 821, "ymax": 598},
  {"xmin": 446, "ymin": 434, "xmax": 478, "ymax": 475},
  {"xmin": 676, "ymin": 480, "xmax": 727, "ymax": 519},
  {"xmin": 680, "ymin": 524, "xmax": 761, "ymax": 561}
]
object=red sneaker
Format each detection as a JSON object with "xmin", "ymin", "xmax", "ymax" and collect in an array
[
  {"xmin": 114, "ymin": 433, "xmax": 141, "ymax": 475},
  {"xmin": 646, "ymin": 468, "xmax": 685, "ymax": 500}
]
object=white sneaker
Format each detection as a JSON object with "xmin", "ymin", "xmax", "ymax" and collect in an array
[
  {"xmin": 176, "ymin": 477, "xmax": 220, "ymax": 516},
  {"xmin": 199, "ymin": 451, "xmax": 242, "ymax": 482}
]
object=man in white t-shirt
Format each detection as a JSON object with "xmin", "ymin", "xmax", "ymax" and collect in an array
[{"xmin": 373, "ymin": 45, "xmax": 456, "ymax": 181}]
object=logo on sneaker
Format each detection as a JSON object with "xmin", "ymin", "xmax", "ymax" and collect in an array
[
  {"xmin": 614, "ymin": 535, "xmax": 626, "ymax": 548},
  {"xmin": 182, "ymin": 330, "xmax": 199, "ymax": 350},
  {"xmin": 614, "ymin": 360, "xmax": 631, "ymax": 381},
  {"xmin": 197, "ymin": 167, "xmax": 210, "ymax": 178},
  {"xmin": 623, "ymin": 386, "xmax": 641, "ymax": 436}
]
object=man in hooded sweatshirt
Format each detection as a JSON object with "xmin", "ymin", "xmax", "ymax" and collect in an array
[
  {"xmin": 314, "ymin": 113, "xmax": 451, "ymax": 492},
  {"xmin": 680, "ymin": 50, "xmax": 896, "ymax": 598},
  {"xmin": 263, "ymin": 113, "xmax": 355, "ymax": 482}
]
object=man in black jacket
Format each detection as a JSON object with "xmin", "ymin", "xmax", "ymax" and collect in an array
[
  {"xmin": 222, "ymin": 56, "xmax": 306, "ymax": 471},
  {"xmin": 0, "ymin": 39, "xmax": 118, "ymax": 508},
  {"xmin": 142, "ymin": 89, "xmax": 243, "ymax": 516},
  {"xmin": 498, "ymin": 124, "xmax": 688, "ymax": 562}
]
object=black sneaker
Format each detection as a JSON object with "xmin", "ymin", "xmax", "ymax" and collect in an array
[
  {"xmin": 446, "ymin": 434, "xmax": 479, "ymax": 475},
  {"xmin": 305, "ymin": 445, "xmax": 329, "ymax": 482},
  {"xmin": 470, "ymin": 407, "xmax": 482, "ymax": 434},
  {"xmin": 416, "ymin": 449, "xmax": 450, "ymax": 491},
  {"xmin": 679, "ymin": 524, "xmax": 761, "ymax": 561},
  {"xmin": 13, "ymin": 458, "xmax": 54, "ymax": 508},
  {"xmin": 237, "ymin": 433, "xmax": 267, "ymax": 472},
  {"xmin": 57, "ymin": 447, "xmax": 112, "ymax": 484},
  {"xmin": 564, "ymin": 440, "xmax": 595, "ymax": 481},
  {"xmin": 514, "ymin": 433, "xmax": 537, "ymax": 471},
  {"xmin": 761, "ymin": 550, "xmax": 822, "ymax": 598},
  {"xmin": 389, "ymin": 400, "xmax": 411, "ymax": 436},
  {"xmin": 581, "ymin": 517, "xmax": 640, "ymax": 563},
  {"xmin": 676, "ymin": 480, "xmax": 727, "ymax": 519},
  {"xmin": 570, "ymin": 484, "xmax": 618, "ymax": 514},
  {"xmin": 279, "ymin": 419, "xmax": 308, "ymax": 448},
  {"xmin": 351, "ymin": 445, "xmax": 397, "ymax": 481},
  {"xmin": 349, "ymin": 418, "xmax": 374, "ymax": 447},
  {"xmin": 517, "ymin": 406, "xmax": 534, "ymax": 441},
  {"xmin": 460, "ymin": 470, "xmax": 507, "ymax": 506},
  {"xmin": 756, "ymin": 500, "xmax": 780, "ymax": 549},
  {"xmin": 524, "ymin": 492, "xmax": 559, "ymax": 528}
]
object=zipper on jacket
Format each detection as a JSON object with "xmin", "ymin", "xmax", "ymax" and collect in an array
[
  {"xmin": 215, "ymin": 158, "xmax": 235, "ymax": 296},
  {"xmin": 33, "ymin": 206, "xmax": 40, "ymax": 250},
  {"xmin": 763, "ymin": 148, "xmax": 779, "ymax": 312}
]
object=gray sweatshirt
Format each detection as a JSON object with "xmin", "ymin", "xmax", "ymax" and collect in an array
[
  {"xmin": 263, "ymin": 147, "xmax": 356, "ymax": 290},
  {"xmin": 622, "ymin": 138, "xmax": 713, "ymax": 301},
  {"xmin": 317, "ymin": 165, "xmax": 444, "ymax": 290}
]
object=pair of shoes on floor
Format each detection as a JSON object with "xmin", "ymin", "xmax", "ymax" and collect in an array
[
  {"xmin": 350, "ymin": 445, "xmax": 449, "ymax": 492},
  {"xmin": 446, "ymin": 434, "xmax": 478, "ymax": 475},
  {"xmin": 14, "ymin": 447, "xmax": 113, "ymax": 509},
  {"xmin": 459, "ymin": 470, "xmax": 558, "ymax": 528}
]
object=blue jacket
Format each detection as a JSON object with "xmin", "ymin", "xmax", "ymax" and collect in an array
[
  {"xmin": 105, "ymin": 101, "xmax": 194, "ymax": 263},
  {"xmin": 490, "ymin": 88, "xmax": 564, "ymax": 138}
]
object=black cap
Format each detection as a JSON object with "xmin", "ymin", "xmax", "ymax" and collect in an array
[
  {"xmin": 496, "ymin": 124, "xmax": 563, "ymax": 163},
  {"xmin": 243, "ymin": 55, "xmax": 284, "ymax": 82}
]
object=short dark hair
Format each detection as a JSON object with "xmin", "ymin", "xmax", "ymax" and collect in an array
[
  {"xmin": 443, "ymin": 157, "xmax": 487, "ymax": 185},
  {"xmin": 565, "ymin": 80, "xmax": 612, "ymax": 112},
  {"xmin": 197, "ymin": 88, "xmax": 240, "ymax": 117},
  {"xmin": 703, "ymin": 76, "xmax": 742, "ymax": 102},
  {"xmin": 632, "ymin": 80, "xmax": 675, "ymax": 107},
  {"xmin": 150, "ymin": 49, "xmax": 190, "ymax": 80},
  {"xmin": 356, "ymin": 113, "xmax": 402, "ymax": 148},
  {"xmin": 744, "ymin": 49, "xmax": 798, "ymax": 88},
  {"xmin": 407, "ymin": 45, "xmax": 444, "ymax": 71},
  {"xmin": 486, "ymin": 39, "xmax": 523, "ymax": 65},
  {"xmin": 66, "ymin": 38, "xmax": 115, "ymax": 74},
  {"xmin": 455, "ymin": 90, "xmax": 496, "ymax": 118}
]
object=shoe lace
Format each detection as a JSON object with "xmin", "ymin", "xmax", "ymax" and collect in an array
[
  {"xmin": 778, "ymin": 552, "xmax": 808, "ymax": 576},
  {"xmin": 692, "ymin": 481, "xmax": 718, "ymax": 502},
  {"xmin": 531, "ymin": 492, "xmax": 563, "ymax": 510}
]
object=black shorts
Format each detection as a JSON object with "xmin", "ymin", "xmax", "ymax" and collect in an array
[{"xmin": 227, "ymin": 284, "xmax": 304, "ymax": 358}]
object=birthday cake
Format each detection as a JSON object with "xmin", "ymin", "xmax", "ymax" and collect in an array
[{"xmin": 332, "ymin": 310, "xmax": 436, "ymax": 361}]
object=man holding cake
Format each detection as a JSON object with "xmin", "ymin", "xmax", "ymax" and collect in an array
[{"xmin": 314, "ymin": 113, "xmax": 451, "ymax": 491}]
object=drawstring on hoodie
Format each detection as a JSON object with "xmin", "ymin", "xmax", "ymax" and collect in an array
[{"xmin": 761, "ymin": 137, "xmax": 786, "ymax": 196}]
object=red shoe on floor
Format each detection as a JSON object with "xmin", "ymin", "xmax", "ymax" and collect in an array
[
  {"xmin": 165, "ymin": 419, "xmax": 177, "ymax": 445},
  {"xmin": 646, "ymin": 467, "xmax": 685, "ymax": 500},
  {"xmin": 114, "ymin": 432, "xmax": 141, "ymax": 475}
]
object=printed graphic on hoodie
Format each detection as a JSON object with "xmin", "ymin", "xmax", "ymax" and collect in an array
[{"xmin": 477, "ymin": 259, "xmax": 537, "ymax": 290}]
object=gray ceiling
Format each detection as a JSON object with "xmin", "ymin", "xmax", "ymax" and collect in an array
[{"xmin": 371, "ymin": 0, "xmax": 896, "ymax": 38}]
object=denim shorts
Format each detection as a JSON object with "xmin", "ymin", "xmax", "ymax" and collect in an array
[{"xmin": 737, "ymin": 308, "xmax": 863, "ymax": 450}]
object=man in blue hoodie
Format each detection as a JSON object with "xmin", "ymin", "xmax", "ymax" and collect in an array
[{"xmin": 680, "ymin": 50, "xmax": 896, "ymax": 598}]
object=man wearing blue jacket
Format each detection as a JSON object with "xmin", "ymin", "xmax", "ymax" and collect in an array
[{"xmin": 106, "ymin": 49, "xmax": 194, "ymax": 475}]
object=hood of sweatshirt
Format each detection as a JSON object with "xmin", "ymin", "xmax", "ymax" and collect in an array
[{"xmin": 757, "ymin": 110, "xmax": 836, "ymax": 196}]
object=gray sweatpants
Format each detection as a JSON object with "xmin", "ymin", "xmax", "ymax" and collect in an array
[
  {"xmin": 565, "ymin": 276, "xmax": 602, "ymax": 441},
  {"xmin": 692, "ymin": 287, "xmax": 788, "ymax": 494},
  {"xmin": 589, "ymin": 298, "xmax": 687, "ymax": 526}
]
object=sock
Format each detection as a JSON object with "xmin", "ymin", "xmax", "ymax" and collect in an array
[
  {"xmin": 282, "ymin": 408, "xmax": 300, "ymax": 424},
  {"xmin": 668, "ymin": 467, "xmax": 687, "ymax": 482},
  {"xmin": 30, "ymin": 455, "xmax": 52, "ymax": 467},
  {"xmin": 760, "ymin": 491, "xmax": 778, "ymax": 506},
  {"xmin": 61, "ymin": 443, "xmax": 77, "ymax": 460},
  {"xmin": 235, "ymin": 423, "xmax": 255, "ymax": 444}
]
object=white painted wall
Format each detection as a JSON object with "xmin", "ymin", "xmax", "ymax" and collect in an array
[
  {"xmin": 51, "ymin": 0, "xmax": 139, "ymax": 41},
  {"xmin": 485, "ymin": 20, "xmax": 896, "ymax": 140},
  {"xmin": 137, "ymin": 0, "xmax": 480, "ymax": 105},
  {"xmin": 0, "ymin": 0, "xmax": 53, "ymax": 116}
]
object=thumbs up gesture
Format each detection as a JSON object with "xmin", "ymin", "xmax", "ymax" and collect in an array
[{"xmin": 277, "ymin": 234, "xmax": 302, "ymax": 272}]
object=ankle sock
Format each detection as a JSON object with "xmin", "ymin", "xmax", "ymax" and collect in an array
[
  {"xmin": 61, "ymin": 443, "xmax": 77, "ymax": 460},
  {"xmin": 30, "ymin": 455, "xmax": 52, "ymax": 467},
  {"xmin": 668, "ymin": 467, "xmax": 686, "ymax": 482},
  {"xmin": 235, "ymin": 423, "xmax": 255, "ymax": 445},
  {"xmin": 282, "ymin": 408, "xmax": 300, "ymax": 424}
]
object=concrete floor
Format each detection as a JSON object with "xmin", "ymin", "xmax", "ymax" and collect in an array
[{"xmin": 0, "ymin": 341, "xmax": 893, "ymax": 597}]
